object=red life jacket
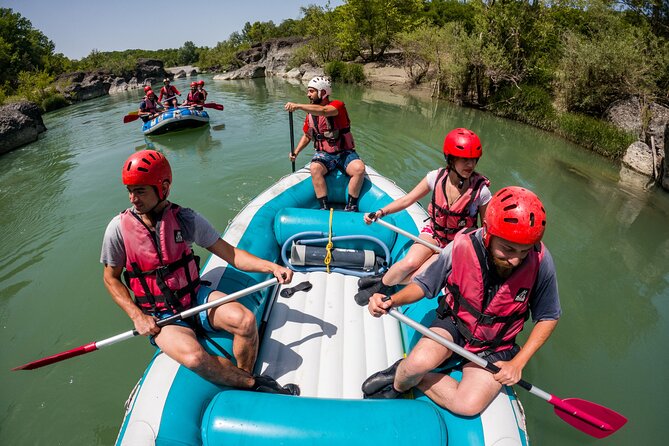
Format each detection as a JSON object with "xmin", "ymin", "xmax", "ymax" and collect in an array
[
  {"xmin": 159, "ymin": 85, "xmax": 179, "ymax": 102},
  {"xmin": 427, "ymin": 168, "xmax": 490, "ymax": 245},
  {"xmin": 142, "ymin": 97, "xmax": 159, "ymax": 113},
  {"xmin": 186, "ymin": 90, "xmax": 203, "ymax": 104},
  {"xmin": 119, "ymin": 204, "xmax": 201, "ymax": 314},
  {"xmin": 437, "ymin": 228, "xmax": 545, "ymax": 355},
  {"xmin": 306, "ymin": 102, "xmax": 354, "ymax": 153}
]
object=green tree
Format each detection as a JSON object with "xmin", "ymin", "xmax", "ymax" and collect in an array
[
  {"xmin": 177, "ymin": 41, "xmax": 199, "ymax": 65},
  {"xmin": 299, "ymin": 4, "xmax": 341, "ymax": 63},
  {"xmin": 337, "ymin": 0, "xmax": 424, "ymax": 61},
  {"xmin": 0, "ymin": 8, "xmax": 56, "ymax": 91}
]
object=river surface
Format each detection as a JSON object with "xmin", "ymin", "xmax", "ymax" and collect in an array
[{"xmin": 1, "ymin": 77, "xmax": 667, "ymax": 445}]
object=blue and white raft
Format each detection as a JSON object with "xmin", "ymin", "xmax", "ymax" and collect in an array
[
  {"xmin": 115, "ymin": 165, "xmax": 530, "ymax": 446},
  {"xmin": 142, "ymin": 107, "xmax": 209, "ymax": 135}
]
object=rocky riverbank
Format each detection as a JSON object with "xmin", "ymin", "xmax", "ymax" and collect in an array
[
  {"xmin": 2, "ymin": 38, "xmax": 667, "ymax": 191},
  {"xmin": 215, "ymin": 37, "xmax": 668, "ymax": 191}
]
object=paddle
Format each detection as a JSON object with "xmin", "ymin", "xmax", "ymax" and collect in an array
[
  {"xmin": 123, "ymin": 113, "xmax": 142, "ymax": 123},
  {"xmin": 289, "ymin": 111, "xmax": 296, "ymax": 172},
  {"xmin": 203, "ymin": 102, "xmax": 224, "ymax": 111},
  {"xmin": 366, "ymin": 217, "xmax": 627, "ymax": 438},
  {"xmin": 12, "ymin": 278, "xmax": 279, "ymax": 371}
]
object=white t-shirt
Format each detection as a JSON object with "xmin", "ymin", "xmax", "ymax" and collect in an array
[{"xmin": 426, "ymin": 169, "xmax": 492, "ymax": 216}]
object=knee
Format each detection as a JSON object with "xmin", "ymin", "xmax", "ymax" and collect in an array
[
  {"xmin": 180, "ymin": 348, "xmax": 209, "ymax": 370},
  {"xmin": 347, "ymin": 161, "xmax": 365, "ymax": 177},
  {"xmin": 402, "ymin": 353, "xmax": 434, "ymax": 378},
  {"xmin": 450, "ymin": 395, "xmax": 488, "ymax": 417},
  {"xmin": 310, "ymin": 163, "xmax": 326, "ymax": 177},
  {"xmin": 400, "ymin": 256, "xmax": 423, "ymax": 273},
  {"xmin": 227, "ymin": 308, "xmax": 257, "ymax": 337}
]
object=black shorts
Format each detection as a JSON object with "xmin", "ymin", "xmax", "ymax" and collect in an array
[{"xmin": 430, "ymin": 315, "xmax": 520, "ymax": 365}]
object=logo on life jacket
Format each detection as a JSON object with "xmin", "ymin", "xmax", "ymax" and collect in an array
[
  {"xmin": 174, "ymin": 230, "xmax": 184, "ymax": 243},
  {"xmin": 514, "ymin": 288, "xmax": 530, "ymax": 302}
]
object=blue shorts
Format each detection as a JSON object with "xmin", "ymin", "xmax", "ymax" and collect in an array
[
  {"xmin": 430, "ymin": 315, "xmax": 520, "ymax": 365},
  {"xmin": 149, "ymin": 285, "xmax": 215, "ymax": 345},
  {"xmin": 311, "ymin": 150, "xmax": 360, "ymax": 173}
]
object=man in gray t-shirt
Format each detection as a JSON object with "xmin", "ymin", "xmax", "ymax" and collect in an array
[
  {"xmin": 363, "ymin": 186, "xmax": 560, "ymax": 417},
  {"xmin": 101, "ymin": 150, "xmax": 298, "ymax": 395}
]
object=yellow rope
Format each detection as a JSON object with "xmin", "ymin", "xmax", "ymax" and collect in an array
[{"xmin": 324, "ymin": 208, "xmax": 334, "ymax": 273}]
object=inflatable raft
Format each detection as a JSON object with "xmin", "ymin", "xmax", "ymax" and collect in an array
[
  {"xmin": 142, "ymin": 107, "xmax": 209, "ymax": 135},
  {"xmin": 115, "ymin": 165, "xmax": 530, "ymax": 446}
]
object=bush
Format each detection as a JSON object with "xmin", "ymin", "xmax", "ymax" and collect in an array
[
  {"xmin": 324, "ymin": 61, "xmax": 365, "ymax": 84},
  {"xmin": 556, "ymin": 113, "xmax": 637, "ymax": 158},
  {"xmin": 488, "ymin": 84, "xmax": 557, "ymax": 130},
  {"xmin": 41, "ymin": 93, "xmax": 69, "ymax": 112}
]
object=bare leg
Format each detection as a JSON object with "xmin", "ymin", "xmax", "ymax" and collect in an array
[
  {"xmin": 394, "ymin": 326, "xmax": 454, "ymax": 391},
  {"xmin": 310, "ymin": 162, "xmax": 328, "ymax": 199},
  {"xmin": 345, "ymin": 159, "xmax": 366, "ymax": 199},
  {"xmin": 207, "ymin": 296, "xmax": 258, "ymax": 373},
  {"xmin": 382, "ymin": 237, "xmax": 437, "ymax": 286},
  {"xmin": 154, "ymin": 325, "xmax": 254, "ymax": 388},
  {"xmin": 418, "ymin": 363, "xmax": 503, "ymax": 417}
]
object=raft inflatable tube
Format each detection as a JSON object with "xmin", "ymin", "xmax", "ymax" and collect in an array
[{"xmin": 142, "ymin": 107, "xmax": 209, "ymax": 135}]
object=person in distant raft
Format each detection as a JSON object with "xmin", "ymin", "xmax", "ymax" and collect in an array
[
  {"xmin": 158, "ymin": 78, "xmax": 181, "ymax": 109},
  {"xmin": 197, "ymin": 80, "xmax": 208, "ymax": 101},
  {"xmin": 182, "ymin": 81, "xmax": 205, "ymax": 108},
  {"xmin": 100, "ymin": 150, "xmax": 299, "ymax": 395},
  {"xmin": 138, "ymin": 90, "xmax": 165, "ymax": 122},
  {"xmin": 356, "ymin": 128, "xmax": 491, "ymax": 302},
  {"xmin": 284, "ymin": 76, "xmax": 366, "ymax": 212},
  {"xmin": 362, "ymin": 186, "xmax": 561, "ymax": 417}
]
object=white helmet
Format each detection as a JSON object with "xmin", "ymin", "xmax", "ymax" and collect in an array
[{"xmin": 307, "ymin": 76, "xmax": 332, "ymax": 99}]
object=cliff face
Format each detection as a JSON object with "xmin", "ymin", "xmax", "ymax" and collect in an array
[{"xmin": 213, "ymin": 37, "xmax": 325, "ymax": 82}]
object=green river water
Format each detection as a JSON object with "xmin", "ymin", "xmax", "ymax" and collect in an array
[{"xmin": 1, "ymin": 77, "xmax": 667, "ymax": 445}]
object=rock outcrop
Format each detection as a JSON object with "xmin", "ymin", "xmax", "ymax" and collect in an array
[
  {"xmin": 214, "ymin": 37, "xmax": 324, "ymax": 82},
  {"xmin": 55, "ymin": 59, "xmax": 169, "ymax": 99},
  {"xmin": 606, "ymin": 98, "xmax": 669, "ymax": 191},
  {"xmin": 0, "ymin": 101, "xmax": 46, "ymax": 155}
]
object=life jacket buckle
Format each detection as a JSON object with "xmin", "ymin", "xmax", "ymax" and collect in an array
[{"xmin": 477, "ymin": 314, "xmax": 497, "ymax": 326}]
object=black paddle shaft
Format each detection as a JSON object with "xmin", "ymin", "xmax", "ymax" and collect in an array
[{"xmin": 289, "ymin": 111, "xmax": 295, "ymax": 172}]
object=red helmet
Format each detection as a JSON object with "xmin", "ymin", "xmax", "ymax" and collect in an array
[
  {"xmin": 484, "ymin": 186, "xmax": 546, "ymax": 245},
  {"xmin": 122, "ymin": 150, "xmax": 172, "ymax": 200},
  {"xmin": 443, "ymin": 128, "xmax": 482, "ymax": 159},
  {"xmin": 190, "ymin": 81, "xmax": 197, "ymax": 88},
  {"xmin": 197, "ymin": 80, "xmax": 204, "ymax": 86},
  {"xmin": 145, "ymin": 90, "xmax": 155, "ymax": 97},
  {"xmin": 143, "ymin": 85, "xmax": 152, "ymax": 92}
]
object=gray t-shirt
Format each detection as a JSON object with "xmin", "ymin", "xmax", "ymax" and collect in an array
[
  {"xmin": 413, "ymin": 230, "xmax": 561, "ymax": 322},
  {"xmin": 100, "ymin": 206, "xmax": 220, "ymax": 268}
]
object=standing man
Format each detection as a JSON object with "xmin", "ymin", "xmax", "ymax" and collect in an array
[
  {"xmin": 363, "ymin": 186, "xmax": 560, "ymax": 417},
  {"xmin": 284, "ymin": 77, "xmax": 366, "ymax": 212},
  {"xmin": 158, "ymin": 78, "xmax": 181, "ymax": 109},
  {"xmin": 101, "ymin": 150, "xmax": 299, "ymax": 395}
]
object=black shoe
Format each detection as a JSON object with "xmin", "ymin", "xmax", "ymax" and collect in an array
[
  {"xmin": 357, "ymin": 273, "xmax": 385, "ymax": 290},
  {"xmin": 344, "ymin": 204, "xmax": 358, "ymax": 212},
  {"xmin": 252, "ymin": 375, "xmax": 301, "ymax": 396},
  {"xmin": 354, "ymin": 280, "xmax": 390, "ymax": 306},
  {"xmin": 362, "ymin": 359, "xmax": 403, "ymax": 399}
]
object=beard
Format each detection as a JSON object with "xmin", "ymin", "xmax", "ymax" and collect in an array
[
  {"xmin": 310, "ymin": 96, "xmax": 322, "ymax": 105},
  {"xmin": 492, "ymin": 256, "xmax": 515, "ymax": 279}
]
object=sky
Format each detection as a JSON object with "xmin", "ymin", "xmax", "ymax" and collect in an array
[{"xmin": 1, "ymin": 0, "xmax": 344, "ymax": 60}]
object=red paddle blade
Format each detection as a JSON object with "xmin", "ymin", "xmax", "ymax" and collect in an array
[
  {"xmin": 123, "ymin": 113, "xmax": 141, "ymax": 123},
  {"xmin": 12, "ymin": 342, "xmax": 98, "ymax": 371},
  {"xmin": 553, "ymin": 397, "xmax": 627, "ymax": 439},
  {"xmin": 204, "ymin": 103, "xmax": 224, "ymax": 111}
]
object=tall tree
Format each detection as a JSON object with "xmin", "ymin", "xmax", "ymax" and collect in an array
[
  {"xmin": 337, "ymin": 0, "xmax": 424, "ymax": 61},
  {"xmin": 0, "ymin": 8, "xmax": 55, "ymax": 90}
]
